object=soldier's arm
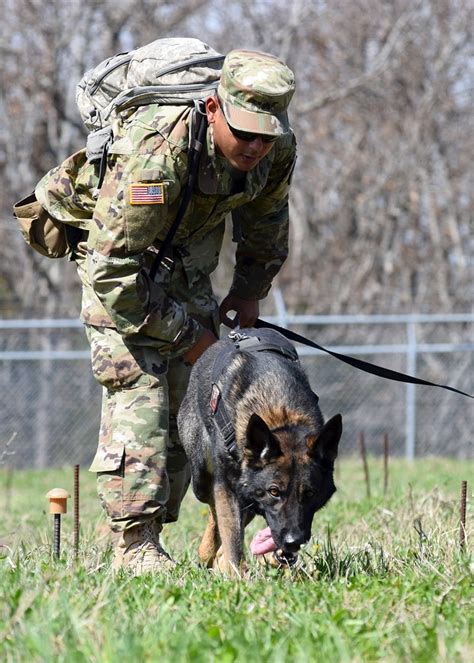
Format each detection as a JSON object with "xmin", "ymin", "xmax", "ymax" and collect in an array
[
  {"xmin": 86, "ymin": 150, "xmax": 205, "ymax": 358},
  {"xmin": 230, "ymin": 132, "xmax": 297, "ymax": 301}
]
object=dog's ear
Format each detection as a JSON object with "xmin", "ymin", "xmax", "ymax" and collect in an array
[
  {"xmin": 306, "ymin": 414, "xmax": 342, "ymax": 465},
  {"xmin": 245, "ymin": 413, "xmax": 281, "ymax": 464}
]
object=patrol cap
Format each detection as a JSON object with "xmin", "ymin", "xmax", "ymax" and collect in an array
[{"xmin": 217, "ymin": 49, "xmax": 295, "ymax": 137}]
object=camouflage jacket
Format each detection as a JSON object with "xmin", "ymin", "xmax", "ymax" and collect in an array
[{"xmin": 37, "ymin": 104, "xmax": 296, "ymax": 358}]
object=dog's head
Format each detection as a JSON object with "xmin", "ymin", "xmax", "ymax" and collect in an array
[{"xmin": 240, "ymin": 412, "xmax": 342, "ymax": 558}]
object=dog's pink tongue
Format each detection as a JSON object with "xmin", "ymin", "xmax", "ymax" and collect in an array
[{"xmin": 250, "ymin": 527, "xmax": 277, "ymax": 556}]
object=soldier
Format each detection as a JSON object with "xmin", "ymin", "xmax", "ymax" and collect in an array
[{"xmin": 39, "ymin": 48, "xmax": 296, "ymax": 574}]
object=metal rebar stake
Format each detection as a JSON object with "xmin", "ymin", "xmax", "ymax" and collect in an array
[
  {"xmin": 74, "ymin": 465, "xmax": 80, "ymax": 559},
  {"xmin": 460, "ymin": 480, "xmax": 467, "ymax": 551},
  {"xmin": 359, "ymin": 432, "xmax": 371, "ymax": 499},
  {"xmin": 53, "ymin": 513, "xmax": 61, "ymax": 558},
  {"xmin": 383, "ymin": 433, "xmax": 389, "ymax": 496}
]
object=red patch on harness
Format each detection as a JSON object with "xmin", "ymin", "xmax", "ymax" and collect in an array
[{"xmin": 210, "ymin": 384, "xmax": 221, "ymax": 413}]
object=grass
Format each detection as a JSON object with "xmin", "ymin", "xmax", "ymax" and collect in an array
[{"xmin": 0, "ymin": 457, "xmax": 472, "ymax": 662}]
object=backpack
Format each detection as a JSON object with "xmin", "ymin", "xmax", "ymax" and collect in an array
[
  {"xmin": 14, "ymin": 37, "xmax": 224, "ymax": 259},
  {"xmin": 77, "ymin": 37, "xmax": 223, "ymax": 163}
]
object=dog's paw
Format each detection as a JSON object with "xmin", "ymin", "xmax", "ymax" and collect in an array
[
  {"xmin": 211, "ymin": 547, "xmax": 246, "ymax": 577},
  {"xmin": 198, "ymin": 544, "xmax": 217, "ymax": 568}
]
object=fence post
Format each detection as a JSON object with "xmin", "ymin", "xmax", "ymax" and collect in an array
[
  {"xmin": 272, "ymin": 287, "xmax": 288, "ymax": 329},
  {"xmin": 405, "ymin": 320, "xmax": 417, "ymax": 461},
  {"xmin": 36, "ymin": 332, "xmax": 53, "ymax": 468}
]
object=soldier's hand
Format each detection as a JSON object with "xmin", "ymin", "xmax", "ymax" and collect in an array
[
  {"xmin": 219, "ymin": 293, "xmax": 259, "ymax": 328},
  {"xmin": 183, "ymin": 329, "xmax": 218, "ymax": 365}
]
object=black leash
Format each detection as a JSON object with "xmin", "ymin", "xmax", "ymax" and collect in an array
[{"xmin": 254, "ymin": 318, "xmax": 473, "ymax": 399}]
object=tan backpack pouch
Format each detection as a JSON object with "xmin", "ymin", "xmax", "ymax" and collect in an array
[{"xmin": 13, "ymin": 192, "xmax": 70, "ymax": 258}]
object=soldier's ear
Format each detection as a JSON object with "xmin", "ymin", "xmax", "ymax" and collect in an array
[
  {"xmin": 306, "ymin": 414, "xmax": 342, "ymax": 466},
  {"xmin": 245, "ymin": 414, "xmax": 281, "ymax": 465},
  {"xmin": 205, "ymin": 96, "xmax": 219, "ymax": 122}
]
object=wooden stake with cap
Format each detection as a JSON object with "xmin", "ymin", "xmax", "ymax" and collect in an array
[{"xmin": 46, "ymin": 488, "xmax": 70, "ymax": 558}]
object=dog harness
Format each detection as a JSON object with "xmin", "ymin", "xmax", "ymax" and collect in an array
[{"xmin": 209, "ymin": 328, "xmax": 300, "ymax": 458}]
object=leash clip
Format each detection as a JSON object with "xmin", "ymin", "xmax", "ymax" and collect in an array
[{"xmin": 229, "ymin": 328, "xmax": 250, "ymax": 343}]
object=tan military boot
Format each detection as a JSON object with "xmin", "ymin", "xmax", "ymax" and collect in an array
[{"xmin": 112, "ymin": 520, "xmax": 175, "ymax": 575}]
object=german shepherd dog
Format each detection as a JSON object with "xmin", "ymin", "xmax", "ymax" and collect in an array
[{"xmin": 177, "ymin": 328, "xmax": 342, "ymax": 575}]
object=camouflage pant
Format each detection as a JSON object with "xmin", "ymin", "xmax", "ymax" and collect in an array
[{"xmin": 86, "ymin": 324, "xmax": 193, "ymax": 532}]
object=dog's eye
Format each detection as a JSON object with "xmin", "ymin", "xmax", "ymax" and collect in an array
[
  {"xmin": 304, "ymin": 489, "xmax": 315, "ymax": 498},
  {"xmin": 268, "ymin": 486, "xmax": 281, "ymax": 498}
]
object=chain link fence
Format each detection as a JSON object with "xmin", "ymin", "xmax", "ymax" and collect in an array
[{"xmin": 1, "ymin": 305, "xmax": 472, "ymax": 469}]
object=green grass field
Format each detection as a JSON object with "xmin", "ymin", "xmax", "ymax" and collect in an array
[{"xmin": 0, "ymin": 458, "xmax": 472, "ymax": 662}]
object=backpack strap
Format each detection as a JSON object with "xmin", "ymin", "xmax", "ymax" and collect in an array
[
  {"xmin": 85, "ymin": 127, "xmax": 115, "ymax": 195},
  {"xmin": 149, "ymin": 101, "xmax": 208, "ymax": 281}
]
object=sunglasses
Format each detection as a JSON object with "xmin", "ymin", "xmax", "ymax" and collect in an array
[{"xmin": 218, "ymin": 99, "xmax": 279, "ymax": 144}]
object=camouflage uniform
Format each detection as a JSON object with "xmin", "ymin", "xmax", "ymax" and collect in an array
[{"xmin": 36, "ymin": 49, "xmax": 296, "ymax": 535}]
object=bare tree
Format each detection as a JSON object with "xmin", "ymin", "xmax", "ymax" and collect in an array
[
  {"xmin": 1, "ymin": 0, "xmax": 471, "ymax": 317},
  {"xmin": 281, "ymin": 0, "xmax": 473, "ymax": 313},
  {"xmin": 0, "ymin": 0, "xmax": 215, "ymax": 315}
]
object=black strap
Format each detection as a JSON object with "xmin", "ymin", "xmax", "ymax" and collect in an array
[
  {"xmin": 254, "ymin": 318, "xmax": 473, "ymax": 399},
  {"xmin": 96, "ymin": 131, "xmax": 114, "ymax": 190},
  {"xmin": 213, "ymin": 393, "xmax": 238, "ymax": 457},
  {"xmin": 149, "ymin": 104, "xmax": 208, "ymax": 281},
  {"xmin": 94, "ymin": 105, "xmax": 206, "ymax": 273}
]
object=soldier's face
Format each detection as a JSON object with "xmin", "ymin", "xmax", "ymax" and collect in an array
[{"xmin": 206, "ymin": 97, "xmax": 275, "ymax": 172}]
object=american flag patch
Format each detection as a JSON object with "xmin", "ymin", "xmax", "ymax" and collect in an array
[{"xmin": 129, "ymin": 183, "xmax": 165, "ymax": 205}]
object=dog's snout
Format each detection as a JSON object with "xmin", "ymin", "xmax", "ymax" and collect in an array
[{"xmin": 282, "ymin": 531, "xmax": 306, "ymax": 552}]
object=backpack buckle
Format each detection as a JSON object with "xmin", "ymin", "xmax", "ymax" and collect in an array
[{"xmin": 160, "ymin": 255, "xmax": 175, "ymax": 273}]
